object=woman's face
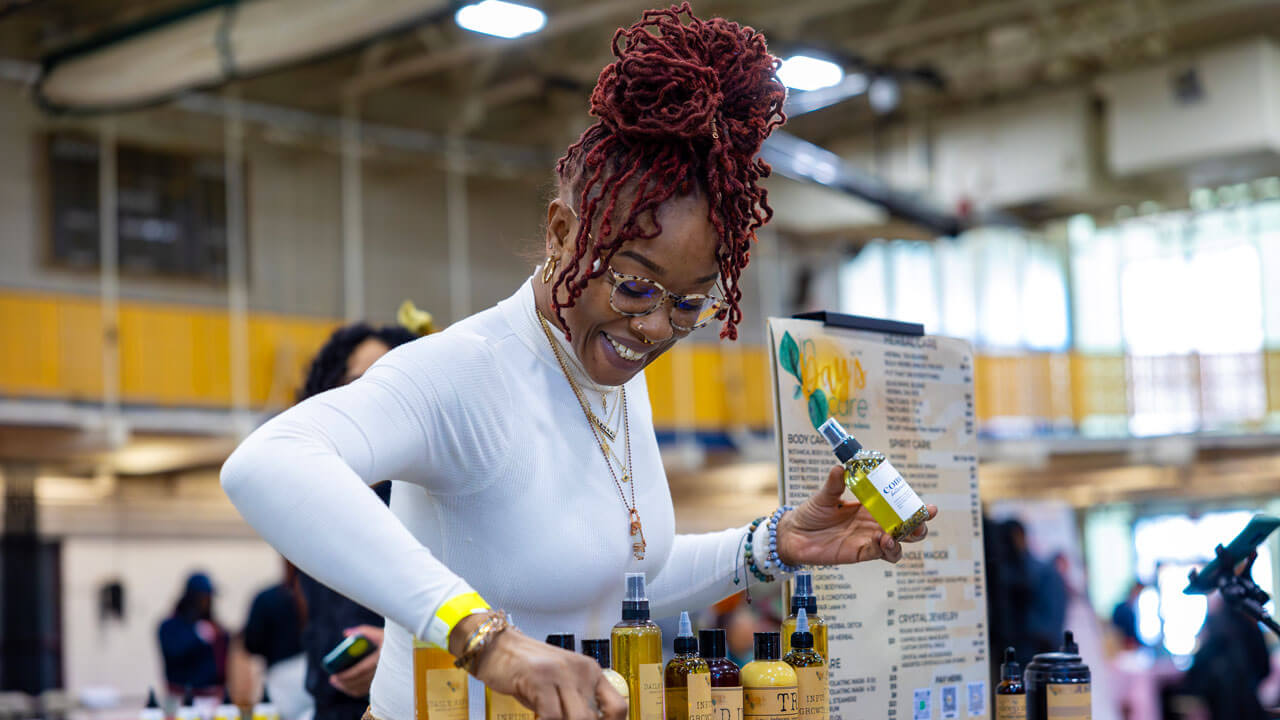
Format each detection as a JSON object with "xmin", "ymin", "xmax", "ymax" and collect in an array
[
  {"xmin": 343, "ymin": 338, "xmax": 391, "ymax": 385},
  {"xmin": 542, "ymin": 192, "xmax": 720, "ymax": 387}
]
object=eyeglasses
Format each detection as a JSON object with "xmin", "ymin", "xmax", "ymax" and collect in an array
[{"xmin": 603, "ymin": 267, "xmax": 725, "ymax": 332}]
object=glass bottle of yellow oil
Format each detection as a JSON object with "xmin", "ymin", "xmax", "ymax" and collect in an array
[
  {"xmin": 742, "ymin": 632, "xmax": 797, "ymax": 720},
  {"xmin": 612, "ymin": 573, "xmax": 664, "ymax": 720},
  {"xmin": 665, "ymin": 612, "xmax": 712, "ymax": 720},
  {"xmin": 819, "ymin": 418, "xmax": 928, "ymax": 541},
  {"xmin": 413, "ymin": 637, "xmax": 468, "ymax": 720},
  {"xmin": 782, "ymin": 610, "xmax": 827, "ymax": 720},
  {"xmin": 780, "ymin": 571, "xmax": 827, "ymax": 660}
]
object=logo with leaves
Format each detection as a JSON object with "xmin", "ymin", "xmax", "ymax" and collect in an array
[
  {"xmin": 779, "ymin": 330, "xmax": 865, "ymax": 430},
  {"xmin": 780, "ymin": 331, "xmax": 827, "ymax": 430}
]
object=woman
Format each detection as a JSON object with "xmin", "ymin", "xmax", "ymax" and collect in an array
[{"xmin": 222, "ymin": 7, "xmax": 936, "ymax": 720}]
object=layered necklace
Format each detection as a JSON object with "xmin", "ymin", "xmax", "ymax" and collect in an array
[{"xmin": 536, "ymin": 311, "xmax": 646, "ymax": 560}]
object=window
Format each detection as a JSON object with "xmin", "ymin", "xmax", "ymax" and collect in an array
[{"xmin": 47, "ymin": 133, "xmax": 235, "ymax": 282}]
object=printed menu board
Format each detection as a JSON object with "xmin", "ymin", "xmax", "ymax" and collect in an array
[{"xmin": 769, "ymin": 317, "xmax": 989, "ymax": 720}]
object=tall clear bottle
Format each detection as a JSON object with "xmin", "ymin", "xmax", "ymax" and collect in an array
[
  {"xmin": 782, "ymin": 609, "xmax": 827, "ymax": 720},
  {"xmin": 780, "ymin": 571, "xmax": 827, "ymax": 659},
  {"xmin": 665, "ymin": 612, "xmax": 712, "ymax": 720},
  {"xmin": 819, "ymin": 418, "xmax": 929, "ymax": 541},
  {"xmin": 612, "ymin": 573, "xmax": 664, "ymax": 720}
]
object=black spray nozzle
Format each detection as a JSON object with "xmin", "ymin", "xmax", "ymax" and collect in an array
[
  {"xmin": 1001, "ymin": 647, "xmax": 1021, "ymax": 679},
  {"xmin": 1061, "ymin": 631, "xmax": 1078, "ymax": 655},
  {"xmin": 581, "ymin": 638, "xmax": 611, "ymax": 669},
  {"xmin": 621, "ymin": 572, "xmax": 651, "ymax": 621},
  {"xmin": 819, "ymin": 418, "xmax": 862, "ymax": 463},
  {"xmin": 790, "ymin": 570, "xmax": 818, "ymax": 616},
  {"xmin": 753, "ymin": 631, "xmax": 781, "ymax": 661},
  {"xmin": 699, "ymin": 628, "xmax": 727, "ymax": 660}
]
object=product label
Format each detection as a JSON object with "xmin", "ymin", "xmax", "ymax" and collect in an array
[
  {"xmin": 488, "ymin": 693, "xmax": 535, "ymax": 720},
  {"xmin": 711, "ymin": 688, "xmax": 744, "ymax": 720},
  {"xmin": 866, "ymin": 461, "xmax": 926, "ymax": 519},
  {"xmin": 744, "ymin": 686, "xmax": 799, "ymax": 720},
  {"xmin": 1047, "ymin": 684, "xmax": 1090, "ymax": 719},
  {"xmin": 995, "ymin": 695, "xmax": 1025, "ymax": 720},
  {"xmin": 425, "ymin": 668, "xmax": 469, "ymax": 720},
  {"xmin": 689, "ymin": 674, "xmax": 715, "ymax": 720},
  {"xmin": 796, "ymin": 667, "xmax": 828, "ymax": 720},
  {"xmin": 639, "ymin": 664, "xmax": 666, "ymax": 720}
]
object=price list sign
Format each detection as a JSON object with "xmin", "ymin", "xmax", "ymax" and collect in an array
[{"xmin": 768, "ymin": 317, "xmax": 990, "ymax": 720}]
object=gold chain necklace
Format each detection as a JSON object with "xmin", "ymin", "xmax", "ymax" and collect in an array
[{"xmin": 537, "ymin": 312, "xmax": 646, "ymax": 560}]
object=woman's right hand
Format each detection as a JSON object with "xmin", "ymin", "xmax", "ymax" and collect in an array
[{"xmin": 450, "ymin": 615, "xmax": 627, "ymax": 720}]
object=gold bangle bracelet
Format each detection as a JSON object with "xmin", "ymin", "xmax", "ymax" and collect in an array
[{"xmin": 453, "ymin": 610, "xmax": 509, "ymax": 673}]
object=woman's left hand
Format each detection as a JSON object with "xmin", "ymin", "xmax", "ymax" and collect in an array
[{"xmin": 776, "ymin": 465, "xmax": 937, "ymax": 567}]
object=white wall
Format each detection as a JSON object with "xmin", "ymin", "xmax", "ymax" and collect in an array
[{"xmin": 61, "ymin": 536, "xmax": 280, "ymax": 700}]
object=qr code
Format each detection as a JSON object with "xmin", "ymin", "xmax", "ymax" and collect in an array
[
  {"xmin": 942, "ymin": 686, "xmax": 958, "ymax": 719},
  {"xmin": 967, "ymin": 682, "xmax": 986, "ymax": 717}
]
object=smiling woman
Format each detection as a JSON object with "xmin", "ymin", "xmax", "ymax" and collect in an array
[{"xmin": 220, "ymin": 5, "xmax": 935, "ymax": 720}]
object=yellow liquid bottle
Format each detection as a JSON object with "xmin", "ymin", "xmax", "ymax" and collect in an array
[
  {"xmin": 819, "ymin": 418, "xmax": 928, "ymax": 541},
  {"xmin": 782, "ymin": 610, "xmax": 827, "ymax": 720},
  {"xmin": 612, "ymin": 573, "xmax": 664, "ymax": 720},
  {"xmin": 780, "ymin": 571, "xmax": 827, "ymax": 660},
  {"xmin": 742, "ymin": 633, "xmax": 798, "ymax": 720},
  {"xmin": 666, "ymin": 612, "xmax": 712, "ymax": 720},
  {"xmin": 412, "ymin": 638, "xmax": 469, "ymax": 720}
]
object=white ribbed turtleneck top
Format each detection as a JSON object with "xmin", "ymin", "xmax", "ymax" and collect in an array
[{"xmin": 221, "ymin": 278, "xmax": 773, "ymax": 720}]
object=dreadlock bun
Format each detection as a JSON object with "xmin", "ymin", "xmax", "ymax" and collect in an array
[{"xmin": 553, "ymin": 3, "xmax": 786, "ymax": 340}]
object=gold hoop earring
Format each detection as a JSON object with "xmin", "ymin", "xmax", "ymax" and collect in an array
[{"xmin": 541, "ymin": 256, "xmax": 558, "ymax": 283}]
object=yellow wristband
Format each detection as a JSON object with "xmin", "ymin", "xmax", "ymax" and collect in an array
[{"xmin": 424, "ymin": 591, "xmax": 490, "ymax": 649}]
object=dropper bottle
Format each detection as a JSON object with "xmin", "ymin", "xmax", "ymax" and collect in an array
[
  {"xmin": 665, "ymin": 612, "xmax": 712, "ymax": 720},
  {"xmin": 176, "ymin": 688, "xmax": 199, "ymax": 720},
  {"xmin": 780, "ymin": 571, "xmax": 827, "ymax": 660},
  {"xmin": 140, "ymin": 688, "xmax": 164, "ymax": 720},
  {"xmin": 487, "ymin": 616, "xmax": 534, "ymax": 720},
  {"xmin": 994, "ymin": 647, "xmax": 1025, "ymax": 720},
  {"xmin": 611, "ymin": 573, "xmax": 663, "ymax": 720},
  {"xmin": 782, "ymin": 609, "xmax": 827, "ymax": 720},
  {"xmin": 582, "ymin": 638, "xmax": 631, "ymax": 703}
]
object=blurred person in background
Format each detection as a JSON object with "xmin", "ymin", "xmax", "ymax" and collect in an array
[
  {"xmin": 242, "ymin": 559, "xmax": 310, "ymax": 720},
  {"xmin": 1111, "ymin": 581, "xmax": 1145, "ymax": 650},
  {"xmin": 1007, "ymin": 520, "xmax": 1067, "ymax": 655},
  {"xmin": 293, "ymin": 321, "xmax": 418, "ymax": 720},
  {"xmin": 1177, "ymin": 595, "xmax": 1271, "ymax": 720},
  {"xmin": 221, "ymin": 6, "xmax": 935, "ymax": 720},
  {"xmin": 158, "ymin": 572, "xmax": 228, "ymax": 700}
]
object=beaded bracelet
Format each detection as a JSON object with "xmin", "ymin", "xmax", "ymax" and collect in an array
[
  {"xmin": 767, "ymin": 505, "xmax": 802, "ymax": 574},
  {"xmin": 453, "ymin": 610, "xmax": 509, "ymax": 672},
  {"xmin": 744, "ymin": 515, "xmax": 775, "ymax": 583}
]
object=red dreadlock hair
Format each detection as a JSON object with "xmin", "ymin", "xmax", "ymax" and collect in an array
[{"xmin": 551, "ymin": 2, "xmax": 786, "ymax": 341}]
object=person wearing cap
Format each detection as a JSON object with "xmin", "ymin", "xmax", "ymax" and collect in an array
[{"xmin": 158, "ymin": 572, "xmax": 229, "ymax": 700}]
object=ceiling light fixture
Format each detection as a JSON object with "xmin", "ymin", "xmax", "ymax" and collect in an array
[
  {"xmin": 776, "ymin": 54, "xmax": 844, "ymax": 92},
  {"xmin": 455, "ymin": 0, "xmax": 547, "ymax": 39}
]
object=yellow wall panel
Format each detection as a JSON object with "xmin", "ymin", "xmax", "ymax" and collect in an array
[
  {"xmin": 1070, "ymin": 353, "xmax": 1128, "ymax": 423},
  {"xmin": 57, "ymin": 296, "xmax": 105, "ymax": 400},
  {"xmin": 1268, "ymin": 350, "xmax": 1280, "ymax": 414}
]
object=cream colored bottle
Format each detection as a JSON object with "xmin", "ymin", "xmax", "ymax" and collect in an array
[{"xmin": 742, "ymin": 632, "xmax": 798, "ymax": 720}]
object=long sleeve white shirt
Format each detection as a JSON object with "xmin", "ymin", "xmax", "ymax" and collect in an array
[{"xmin": 221, "ymin": 278, "xmax": 773, "ymax": 720}]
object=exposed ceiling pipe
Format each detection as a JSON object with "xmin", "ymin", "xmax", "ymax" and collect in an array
[{"xmin": 36, "ymin": 0, "xmax": 450, "ymax": 113}]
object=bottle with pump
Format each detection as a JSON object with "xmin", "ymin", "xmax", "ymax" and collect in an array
[
  {"xmin": 699, "ymin": 629, "xmax": 742, "ymax": 720},
  {"xmin": 665, "ymin": 612, "xmax": 712, "ymax": 720},
  {"xmin": 213, "ymin": 688, "xmax": 239, "ymax": 720},
  {"xmin": 1024, "ymin": 631, "xmax": 1091, "ymax": 720},
  {"xmin": 995, "ymin": 647, "xmax": 1025, "ymax": 720},
  {"xmin": 782, "ymin": 609, "xmax": 826, "ymax": 720},
  {"xmin": 141, "ymin": 688, "xmax": 164, "ymax": 720},
  {"xmin": 412, "ymin": 630, "xmax": 469, "ymax": 720},
  {"xmin": 612, "ymin": 573, "xmax": 664, "ymax": 720},
  {"xmin": 251, "ymin": 687, "xmax": 279, "ymax": 720},
  {"xmin": 487, "ymin": 617, "xmax": 534, "ymax": 720},
  {"xmin": 780, "ymin": 572, "xmax": 827, "ymax": 659},
  {"xmin": 741, "ymin": 632, "xmax": 798, "ymax": 720},
  {"xmin": 176, "ymin": 688, "xmax": 200, "ymax": 720},
  {"xmin": 819, "ymin": 418, "xmax": 929, "ymax": 540},
  {"xmin": 583, "ymin": 639, "xmax": 631, "ymax": 703}
]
